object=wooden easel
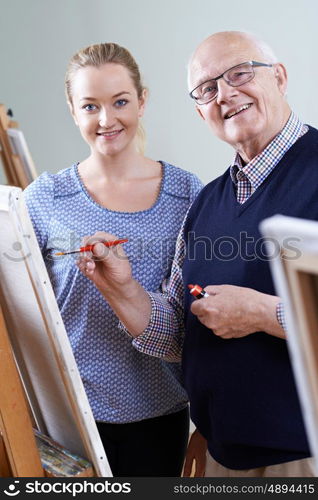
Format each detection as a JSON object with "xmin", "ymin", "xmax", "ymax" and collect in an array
[
  {"xmin": 0, "ymin": 108, "xmax": 101, "ymax": 477},
  {"xmin": 0, "ymin": 296, "xmax": 95, "ymax": 477},
  {"xmin": 0, "ymin": 306, "xmax": 44, "ymax": 476},
  {"xmin": 0, "ymin": 103, "xmax": 37, "ymax": 188},
  {"xmin": 0, "ymin": 108, "xmax": 99, "ymax": 477},
  {"xmin": 0, "ymin": 105, "xmax": 43, "ymax": 476}
]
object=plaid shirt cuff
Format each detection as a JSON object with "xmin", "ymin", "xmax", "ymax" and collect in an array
[
  {"xmin": 118, "ymin": 292, "xmax": 183, "ymax": 361},
  {"xmin": 276, "ymin": 302, "xmax": 287, "ymax": 331}
]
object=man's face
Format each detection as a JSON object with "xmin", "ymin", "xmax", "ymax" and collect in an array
[{"xmin": 188, "ymin": 34, "xmax": 289, "ymax": 161}]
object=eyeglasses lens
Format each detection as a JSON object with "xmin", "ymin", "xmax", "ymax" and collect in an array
[
  {"xmin": 196, "ymin": 82, "xmax": 218, "ymax": 103},
  {"xmin": 193, "ymin": 62, "xmax": 255, "ymax": 104},
  {"xmin": 225, "ymin": 63, "xmax": 254, "ymax": 86}
]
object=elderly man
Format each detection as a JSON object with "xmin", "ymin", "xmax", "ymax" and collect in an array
[{"xmin": 78, "ymin": 31, "xmax": 317, "ymax": 477}]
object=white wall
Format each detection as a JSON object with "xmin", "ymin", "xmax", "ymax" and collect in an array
[{"xmin": 0, "ymin": 0, "xmax": 317, "ymax": 185}]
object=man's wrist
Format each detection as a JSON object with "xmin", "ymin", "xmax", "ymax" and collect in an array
[
  {"xmin": 98, "ymin": 277, "xmax": 138, "ymax": 302},
  {"xmin": 255, "ymin": 292, "xmax": 284, "ymax": 337}
]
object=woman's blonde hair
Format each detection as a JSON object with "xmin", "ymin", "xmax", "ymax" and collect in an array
[{"xmin": 65, "ymin": 42, "xmax": 146, "ymax": 154}]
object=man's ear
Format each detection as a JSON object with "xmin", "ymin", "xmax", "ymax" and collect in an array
[
  {"xmin": 274, "ymin": 63, "xmax": 288, "ymax": 96},
  {"xmin": 196, "ymin": 105, "xmax": 206, "ymax": 121}
]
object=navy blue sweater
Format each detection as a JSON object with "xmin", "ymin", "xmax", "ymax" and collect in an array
[{"xmin": 182, "ymin": 126, "xmax": 318, "ymax": 469}]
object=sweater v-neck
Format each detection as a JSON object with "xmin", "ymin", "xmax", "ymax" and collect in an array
[{"xmin": 230, "ymin": 126, "xmax": 314, "ymax": 217}]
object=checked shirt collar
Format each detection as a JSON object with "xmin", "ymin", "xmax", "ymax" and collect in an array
[{"xmin": 230, "ymin": 112, "xmax": 308, "ymax": 204}]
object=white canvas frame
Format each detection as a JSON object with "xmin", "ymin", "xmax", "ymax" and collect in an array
[
  {"xmin": 0, "ymin": 185, "xmax": 112, "ymax": 477},
  {"xmin": 260, "ymin": 214, "xmax": 318, "ymax": 475}
]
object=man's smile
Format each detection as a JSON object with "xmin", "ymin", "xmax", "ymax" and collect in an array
[{"xmin": 224, "ymin": 103, "xmax": 253, "ymax": 119}]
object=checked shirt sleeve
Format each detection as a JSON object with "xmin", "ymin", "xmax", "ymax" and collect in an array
[
  {"xmin": 276, "ymin": 302, "xmax": 287, "ymax": 332},
  {"xmin": 120, "ymin": 224, "xmax": 187, "ymax": 362}
]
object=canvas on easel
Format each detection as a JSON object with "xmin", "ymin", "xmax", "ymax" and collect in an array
[
  {"xmin": 0, "ymin": 104, "xmax": 37, "ymax": 188},
  {"xmin": 7, "ymin": 127, "xmax": 37, "ymax": 185},
  {"xmin": 0, "ymin": 184, "xmax": 112, "ymax": 477},
  {"xmin": 260, "ymin": 214, "xmax": 318, "ymax": 475}
]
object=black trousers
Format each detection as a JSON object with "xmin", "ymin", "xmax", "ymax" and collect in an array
[{"xmin": 96, "ymin": 406, "xmax": 189, "ymax": 477}]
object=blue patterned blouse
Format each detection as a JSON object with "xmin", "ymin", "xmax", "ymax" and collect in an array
[{"xmin": 24, "ymin": 161, "xmax": 203, "ymax": 422}]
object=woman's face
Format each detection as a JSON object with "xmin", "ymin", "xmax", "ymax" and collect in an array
[{"xmin": 70, "ymin": 63, "xmax": 145, "ymax": 158}]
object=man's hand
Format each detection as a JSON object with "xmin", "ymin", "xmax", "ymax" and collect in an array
[
  {"xmin": 76, "ymin": 231, "xmax": 132, "ymax": 294},
  {"xmin": 76, "ymin": 232, "xmax": 152, "ymax": 336},
  {"xmin": 190, "ymin": 284, "xmax": 285, "ymax": 339},
  {"xmin": 183, "ymin": 429, "xmax": 207, "ymax": 477}
]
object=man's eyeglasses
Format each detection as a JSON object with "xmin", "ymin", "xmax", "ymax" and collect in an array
[{"xmin": 189, "ymin": 61, "xmax": 273, "ymax": 105}]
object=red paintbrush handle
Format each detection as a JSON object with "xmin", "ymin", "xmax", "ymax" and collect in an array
[{"xmin": 79, "ymin": 239, "xmax": 128, "ymax": 253}]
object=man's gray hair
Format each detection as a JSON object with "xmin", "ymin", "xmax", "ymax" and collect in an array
[
  {"xmin": 244, "ymin": 31, "xmax": 278, "ymax": 63},
  {"xmin": 187, "ymin": 30, "xmax": 279, "ymax": 83}
]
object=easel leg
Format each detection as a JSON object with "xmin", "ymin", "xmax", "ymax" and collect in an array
[
  {"xmin": 0, "ymin": 306, "xmax": 44, "ymax": 477},
  {"xmin": 0, "ymin": 432, "xmax": 11, "ymax": 477}
]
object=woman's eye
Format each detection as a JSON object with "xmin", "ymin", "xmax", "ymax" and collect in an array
[
  {"xmin": 83, "ymin": 104, "xmax": 97, "ymax": 111},
  {"xmin": 115, "ymin": 99, "xmax": 128, "ymax": 107}
]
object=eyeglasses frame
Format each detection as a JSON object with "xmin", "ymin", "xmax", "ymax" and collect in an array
[{"xmin": 189, "ymin": 60, "xmax": 274, "ymax": 105}]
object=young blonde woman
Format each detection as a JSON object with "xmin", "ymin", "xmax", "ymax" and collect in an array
[{"xmin": 24, "ymin": 42, "xmax": 203, "ymax": 476}]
